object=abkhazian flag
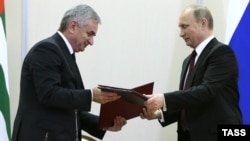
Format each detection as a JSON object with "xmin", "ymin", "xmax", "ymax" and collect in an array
[
  {"xmin": 0, "ymin": 0, "xmax": 11, "ymax": 140},
  {"xmin": 225, "ymin": 0, "xmax": 250, "ymax": 124}
]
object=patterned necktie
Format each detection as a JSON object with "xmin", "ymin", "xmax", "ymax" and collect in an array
[
  {"xmin": 183, "ymin": 50, "xmax": 197, "ymax": 90},
  {"xmin": 181, "ymin": 50, "xmax": 197, "ymax": 131}
]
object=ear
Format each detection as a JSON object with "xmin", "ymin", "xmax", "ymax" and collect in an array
[
  {"xmin": 68, "ymin": 20, "xmax": 78, "ymax": 34},
  {"xmin": 201, "ymin": 18, "xmax": 208, "ymax": 28}
]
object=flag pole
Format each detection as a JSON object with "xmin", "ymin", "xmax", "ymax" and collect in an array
[{"xmin": 21, "ymin": 0, "xmax": 28, "ymax": 60}]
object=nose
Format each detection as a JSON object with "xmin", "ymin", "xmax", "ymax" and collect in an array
[
  {"xmin": 179, "ymin": 29, "xmax": 185, "ymax": 38},
  {"xmin": 88, "ymin": 37, "xmax": 94, "ymax": 46}
]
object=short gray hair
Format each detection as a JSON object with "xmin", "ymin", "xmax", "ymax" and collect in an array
[
  {"xmin": 187, "ymin": 4, "xmax": 213, "ymax": 30},
  {"xmin": 58, "ymin": 4, "xmax": 101, "ymax": 32}
]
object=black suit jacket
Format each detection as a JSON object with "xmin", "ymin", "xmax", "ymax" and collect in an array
[
  {"xmin": 12, "ymin": 33, "xmax": 105, "ymax": 141},
  {"xmin": 160, "ymin": 38, "xmax": 242, "ymax": 141}
]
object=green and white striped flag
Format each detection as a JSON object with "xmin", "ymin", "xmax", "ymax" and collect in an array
[{"xmin": 0, "ymin": 0, "xmax": 11, "ymax": 140}]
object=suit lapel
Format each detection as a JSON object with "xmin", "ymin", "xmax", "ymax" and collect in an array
[
  {"xmin": 179, "ymin": 38, "xmax": 219, "ymax": 89},
  {"xmin": 180, "ymin": 55, "xmax": 191, "ymax": 89},
  {"xmin": 194, "ymin": 38, "xmax": 219, "ymax": 71},
  {"xmin": 52, "ymin": 33, "xmax": 84, "ymax": 89}
]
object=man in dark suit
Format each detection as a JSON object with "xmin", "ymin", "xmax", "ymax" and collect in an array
[
  {"xmin": 140, "ymin": 4, "xmax": 242, "ymax": 141},
  {"xmin": 12, "ymin": 4, "xmax": 126, "ymax": 141}
]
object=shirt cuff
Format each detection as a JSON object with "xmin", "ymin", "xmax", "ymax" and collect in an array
[
  {"xmin": 159, "ymin": 97, "xmax": 167, "ymax": 123},
  {"xmin": 162, "ymin": 98, "xmax": 167, "ymax": 111},
  {"xmin": 158, "ymin": 109, "xmax": 165, "ymax": 122},
  {"xmin": 90, "ymin": 89, "xmax": 93, "ymax": 101}
]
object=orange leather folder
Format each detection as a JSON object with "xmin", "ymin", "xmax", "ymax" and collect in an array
[{"xmin": 98, "ymin": 82, "xmax": 154, "ymax": 129}]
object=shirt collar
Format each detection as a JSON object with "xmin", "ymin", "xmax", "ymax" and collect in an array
[
  {"xmin": 194, "ymin": 35, "xmax": 214, "ymax": 63},
  {"xmin": 57, "ymin": 31, "xmax": 74, "ymax": 55}
]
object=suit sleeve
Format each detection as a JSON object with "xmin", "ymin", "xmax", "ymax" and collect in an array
[
  {"xmin": 158, "ymin": 111, "xmax": 179, "ymax": 127},
  {"xmin": 79, "ymin": 111, "xmax": 106, "ymax": 139},
  {"xmin": 26, "ymin": 41, "xmax": 91, "ymax": 110},
  {"xmin": 164, "ymin": 45, "xmax": 239, "ymax": 112}
]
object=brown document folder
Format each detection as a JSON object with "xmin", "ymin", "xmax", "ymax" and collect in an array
[{"xmin": 98, "ymin": 82, "xmax": 154, "ymax": 129}]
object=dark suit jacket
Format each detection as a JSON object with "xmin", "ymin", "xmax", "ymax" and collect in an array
[
  {"xmin": 160, "ymin": 38, "xmax": 242, "ymax": 141},
  {"xmin": 12, "ymin": 33, "xmax": 105, "ymax": 141}
]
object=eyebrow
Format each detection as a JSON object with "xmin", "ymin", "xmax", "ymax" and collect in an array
[
  {"xmin": 178, "ymin": 23, "xmax": 188, "ymax": 27},
  {"xmin": 89, "ymin": 31, "xmax": 96, "ymax": 36}
]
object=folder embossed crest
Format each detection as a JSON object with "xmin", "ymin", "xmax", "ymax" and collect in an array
[{"xmin": 98, "ymin": 82, "xmax": 154, "ymax": 129}]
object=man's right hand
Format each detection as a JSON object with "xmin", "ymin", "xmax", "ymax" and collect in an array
[
  {"xmin": 140, "ymin": 107, "xmax": 161, "ymax": 120},
  {"xmin": 92, "ymin": 87, "xmax": 121, "ymax": 104}
]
